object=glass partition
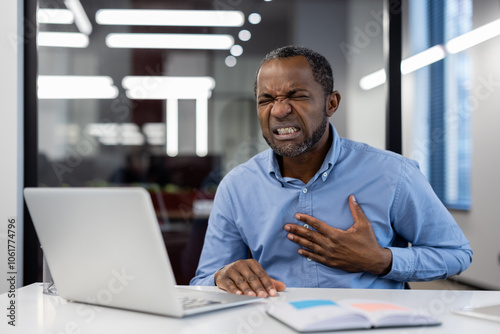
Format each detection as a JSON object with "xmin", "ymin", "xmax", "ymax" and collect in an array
[
  {"xmin": 37, "ymin": 0, "xmax": 293, "ymax": 284},
  {"xmin": 36, "ymin": 0, "xmax": 383, "ymax": 283}
]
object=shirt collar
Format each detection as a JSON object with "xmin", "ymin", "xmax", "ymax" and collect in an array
[{"xmin": 267, "ymin": 123, "xmax": 341, "ymax": 184}]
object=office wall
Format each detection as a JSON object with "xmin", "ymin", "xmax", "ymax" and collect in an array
[
  {"xmin": 448, "ymin": 0, "xmax": 500, "ymax": 290},
  {"xmin": 0, "ymin": 0, "xmax": 23, "ymax": 294},
  {"xmin": 344, "ymin": 0, "xmax": 386, "ymax": 147}
]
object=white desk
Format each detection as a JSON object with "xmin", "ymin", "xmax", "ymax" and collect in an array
[{"xmin": 2, "ymin": 284, "xmax": 500, "ymax": 333}]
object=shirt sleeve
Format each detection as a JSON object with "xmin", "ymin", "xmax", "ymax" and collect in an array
[
  {"xmin": 382, "ymin": 159, "xmax": 473, "ymax": 282},
  {"xmin": 189, "ymin": 178, "xmax": 249, "ymax": 286}
]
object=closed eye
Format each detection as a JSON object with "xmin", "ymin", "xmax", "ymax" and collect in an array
[
  {"xmin": 288, "ymin": 89, "xmax": 310, "ymax": 100},
  {"xmin": 290, "ymin": 95, "xmax": 309, "ymax": 101},
  {"xmin": 258, "ymin": 98, "xmax": 273, "ymax": 106}
]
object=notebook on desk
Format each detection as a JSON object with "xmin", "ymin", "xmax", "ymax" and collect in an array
[{"xmin": 24, "ymin": 187, "xmax": 259, "ymax": 317}]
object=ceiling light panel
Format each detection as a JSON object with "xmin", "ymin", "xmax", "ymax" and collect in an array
[
  {"xmin": 400, "ymin": 45, "xmax": 446, "ymax": 75},
  {"xmin": 359, "ymin": 69, "xmax": 386, "ymax": 91},
  {"xmin": 38, "ymin": 75, "xmax": 118, "ymax": 99},
  {"xmin": 38, "ymin": 32, "xmax": 89, "ymax": 48},
  {"xmin": 64, "ymin": 0, "xmax": 92, "ymax": 35},
  {"xmin": 38, "ymin": 9, "xmax": 75, "ymax": 24},
  {"xmin": 122, "ymin": 76, "xmax": 216, "ymax": 100},
  {"xmin": 446, "ymin": 18, "xmax": 500, "ymax": 54},
  {"xmin": 96, "ymin": 9, "xmax": 244, "ymax": 27},
  {"xmin": 106, "ymin": 33, "xmax": 234, "ymax": 50}
]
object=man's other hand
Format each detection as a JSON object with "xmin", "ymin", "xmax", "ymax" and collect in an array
[{"xmin": 214, "ymin": 259, "xmax": 286, "ymax": 297}]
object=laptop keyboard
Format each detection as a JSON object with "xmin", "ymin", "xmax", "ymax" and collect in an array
[{"xmin": 179, "ymin": 296, "xmax": 223, "ymax": 310}]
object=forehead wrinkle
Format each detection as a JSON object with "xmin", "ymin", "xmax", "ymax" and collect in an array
[
  {"xmin": 256, "ymin": 57, "xmax": 317, "ymax": 96},
  {"xmin": 259, "ymin": 82, "xmax": 308, "ymax": 97}
]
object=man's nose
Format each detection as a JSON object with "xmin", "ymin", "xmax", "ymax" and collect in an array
[{"xmin": 270, "ymin": 99, "xmax": 292, "ymax": 118}]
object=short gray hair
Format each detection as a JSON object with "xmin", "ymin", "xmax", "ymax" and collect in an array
[{"xmin": 255, "ymin": 45, "xmax": 334, "ymax": 96}]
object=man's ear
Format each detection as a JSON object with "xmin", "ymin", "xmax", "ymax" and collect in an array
[{"xmin": 326, "ymin": 91, "xmax": 341, "ymax": 117}]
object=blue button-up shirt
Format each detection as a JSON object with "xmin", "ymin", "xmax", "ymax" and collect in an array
[{"xmin": 191, "ymin": 125, "xmax": 472, "ymax": 289}]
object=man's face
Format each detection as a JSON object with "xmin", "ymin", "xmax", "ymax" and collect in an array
[{"xmin": 256, "ymin": 56, "xmax": 333, "ymax": 157}]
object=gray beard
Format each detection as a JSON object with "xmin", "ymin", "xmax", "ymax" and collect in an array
[{"xmin": 264, "ymin": 112, "xmax": 328, "ymax": 157}]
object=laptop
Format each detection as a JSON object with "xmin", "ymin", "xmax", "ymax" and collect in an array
[{"xmin": 24, "ymin": 187, "xmax": 260, "ymax": 317}]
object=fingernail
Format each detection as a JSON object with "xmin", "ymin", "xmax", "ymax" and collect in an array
[
  {"xmin": 269, "ymin": 288, "xmax": 277, "ymax": 296},
  {"xmin": 287, "ymin": 234, "xmax": 293, "ymax": 240},
  {"xmin": 258, "ymin": 290, "xmax": 267, "ymax": 298},
  {"xmin": 284, "ymin": 225, "xmax": 290, "ymax": 231},
  {"xmin": 236, "ymin": 290, "xmax": 242, "ymax": 295},
  {"xmin": 295, "ymin": 213, "xmax": 301, "ymax": 219},
  {"xmin": 352, "ymin": 195, "xmax": 357, "ymax": 203},
  {"xmin": 248, "ymin": 291, "xmax": 256, "ymax": 297}
]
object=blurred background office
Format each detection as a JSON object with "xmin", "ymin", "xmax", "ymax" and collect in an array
[{"xmin": 1, "ymin": 0, "xmax": 499, "ymax": 293}]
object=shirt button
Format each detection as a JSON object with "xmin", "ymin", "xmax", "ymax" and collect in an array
[
  {"xmin": 302, "ymin": 188, "xmax": 307, "ymax": 194},
  {"xmin": 303, "ymin": 224, "xmax": 309, "ymax": 229},
  {"xmin": 307, "ymin": 257, "xmax": 312, "ymax": 262},
  {"xmin": 323, "ymin": 172, "xmax": 328, "ymax": 178}
]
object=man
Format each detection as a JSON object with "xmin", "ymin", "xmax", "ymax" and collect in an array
[{"xmin": 190, "ymin": 46, "xmax": 472, "ymax": 297}]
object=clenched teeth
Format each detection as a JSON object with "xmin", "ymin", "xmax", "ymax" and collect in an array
[{"xmin": 277, "ymin": 127, "xmax": 299, "ymax": 135}]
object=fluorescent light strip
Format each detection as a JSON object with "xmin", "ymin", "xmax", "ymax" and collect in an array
[
  {"xmin": 360, "ymin": 18, "xmax": 500, "ymax": 90},
  {"xmin": 38, "ymin": 75, "xmax": 118, "ymax": 99},
  {"xmin": 106, "ymin": 33, "xmax": 234, "ymax": 50},
  {"xmin": 359, "ymin": 69, "xmax": 386, "ymax": 91},
  {"xmin": 148, "ymin": 138, "xmax": 165, "ymax": 145},
  {"xmin": 100, "ymin": 137, "xmax": 119, "ymax": 145},
  {"xmin": 143, "ymin": 123, "xmax": 165, "ymax": 137},
  {"xmin": 446, "ymin": 18, "xmax": 500, "ymax": 54},
  {"xmin": 196, "ymin": 97, "xmax": 208, "ymax": 157},
  {"xmin": 38, "ymin": 9, "xmax": 74, "ymax": 24},
  {"xmin": 122, "ymin": 76, "xmax": 216, "ymax": 100},
  {"xmin": 401, "ymin": 45, "xmax": 446, "ymax": 75},
  {"xmin": 360, "ymin": 46, "xmax": 445, "ymax": 90},
  {"xmin": 64, "ymin": 0, "xmax": 92, "ymax": 35},
  {"xmin": 87, "ymin": 123, "xmax": 145, "ymax": 146},
  {"xmin": 38, "ymin": 31, "xmax": 89, "ymax": 48},
  {"xmin": 143, "ymin": 123, "xmax": 166, "ymax": 145},
  {"xmin": 123, "ymin": 76, "xmax": 215, "ymax": 156},
  {"xmin": 96, "ymin": 9, "xmax": 244, "ymax": 27},
  {"xmin": 166, "ymin": 99, "xmax": 179, "ymax": 157}
]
